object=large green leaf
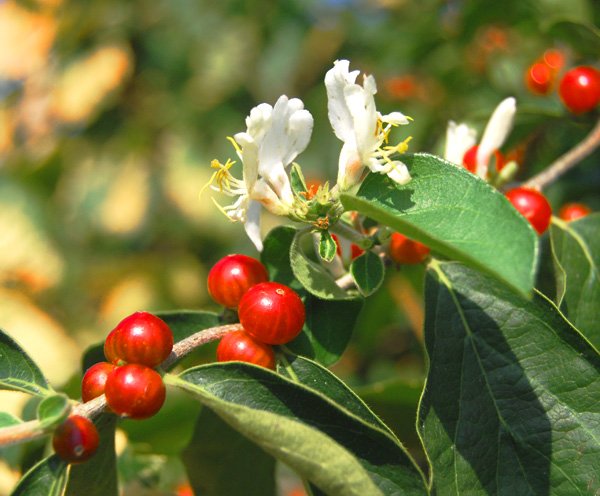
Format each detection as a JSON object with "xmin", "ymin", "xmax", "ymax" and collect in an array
[
  {"xmin": 419, "ymin": 261, "xmax": 600, "ymax": 495},
  {"xmin": 65, "ymin": 415, "xmax": 119, "ymax": 496},
  {"xmin": 278, "ymin": 355, "xmax": 396, "ymax": 437},
  {"xmin": 285, "ymin": 295, "xmax": 363, "ymax": 366},
  {"xmin": 168, "ymin": 363, "xmax": 427, "ymax": 495},
  {"xmin": 341, "ymin": 154, "xmax": 537, "ymax": 297},
  {"xmin": 11, "ymin": 456, "xmax": 67, "ymax": 496},
  {"xmin": 182, "ymin": 407, "xmax": 276, "ymax": 496},
  {"xmin": 0, "ymin": 329, "xmax": 52, "ymax": 396},
  {"xmin": 550, "ymin": 215, "xmax": 600, "ymax": 349}
]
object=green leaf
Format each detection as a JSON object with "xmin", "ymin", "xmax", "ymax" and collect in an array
[
  {"xmin": 350, "ymin": 251, "xmax": 385, "ymax": 297},
  {"xmin": 169, "ymin": 363, "xmax": 427, "ymax": 495},
  {"xmin": 546, "ymin": 19, "xmax": 600, "ymax": 56},
  {"xmin": 319, "ymin": 230, "xmax": 337, "ymax": 263},
  {"xmin": 278, "ymin": 355, "xmax": 396, "ymax": 437},
  {"xmin": 0, "ymin": 329, "xmax": 52, "ymax": 396},
  {"xmin": 285, "ymin": 295, "xmax": 363, "ymax": 366},
  {"xmin": 155, "ymin": 310, "xmax": 220, "ymax": 343},
  {"xmin": 290, "ymin": 230, "xmax": 349, "ymax": 300},
  {"xmin": 419, "ymin": 260, "xmax": 600, "ymax": 495},
  {"xmin": 550, "ymin": 215, "xmax": 600, "ymax": 349},
  {"xmin": 0, "ymin": 412, "xmax": 22, "ymax": 428},
  {"xmin": 36, "ymin": 393, "xmax": 71, "ymax": 431},
  {"xmin": 261, "ymin": 226, "xmax": 302, "ymax": 290},
  {"xmin": 182, "ymin": 407, "xmax": 276, "ymax": 496},
  {"xmin": 341, "ymin": 154, "xmax": 538, "ymax": 297},
  {"xmin": 11, "ymin": 456, "xmax": 67, "ymax": 496},
  {"xmin": 65, "ymin": 414, "xmax": 118, "ymax": 496},
  {"xmin": 290, "ymin": 163, "xmax": 308, "ymax": 196}
]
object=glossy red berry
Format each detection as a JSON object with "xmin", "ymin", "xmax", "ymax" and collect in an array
[
  {"xmin": 104, "ymin": 311, "xmax": 173, "ymax": 367},
  {"xmin": 52, "ymin": 415, "xmax": 99, "ymax": 464},
  {"xmin": 207, "ymin": 254, "xmax": 269, "ymax": 308},
  {"xmin": 389, "ymin": 233, "xmax": 430, "ymax": 265},
  {"xmin": 217, "ymin": 330, "xmax": 276, "ymax": 369},
  {"xmin": 505, "ymin": 187, "xmax": 552, "ymax": 234},
  {"xmin": 525, "ymin": 61, "xmax": 553, "ymax": 95},
  {"xmin": 81, "ymin": 361, "xmax": 116, "ymax": 403},
  {"xmin": 559, "ymin": 202, "xmax": 591, "ymax": 222},
  {"xmin": 559, "ymin": 66, "xmax": 600, "ymax": 114},
  {"xmin": 462, "ymin": 144, "xmax": 506, "ymax": 174},
  {"xmin": 104, "ymin": 364, "xmax": 166, "ymax": 419},
  {"xmin": 238, "ymin": 282, "xmax": 305, "ymax": 345}
]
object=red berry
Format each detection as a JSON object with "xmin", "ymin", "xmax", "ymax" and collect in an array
[
  {"xmin": 559, "ymin": 202, "xmax": 591, "ymax": 222},
  {"xmin": 105, "ymin": 364, "xmax": 166, "ymax": 419},
  {"xmin": 559, "ymin": 66, "xmax": 600, "ymax": 114},
  {"xmin": 238, "ymin": 282, "xmax": 305, "ymax": 345},
  {"xmin": 217, "ymin": 330, "xmax": 276, "ymax": 369},
  {"xmin": 462, "ymin": 144, "xmax": 506, "ymax": 174},
  {"xmin": 207, "ymin": 254, "xmax": 269, "ymax": 309},
  {"xmin": 389, "ymin": 233, "xmax": 430, "ymax": 264},
  {"xmin": 525, "ymin": 61, "xmax": 553, "ymax": 95},
  {"xmin": 505, "ymin": 187, "xmax": 552, "ymax": 234},
  {"xmin": 543, "ymin": 49, "xmax": 565, "ymax": 72},
  {"xmin": 104, "ymin": 311, "xmax": 173, "ymax": 367},
  {"xmin": 52, "ymin": 415, "xmax": 99, "ymax": 464},
  {"xmin": 81, "ymin": 361, "xmax": 116, "ymax": 403}
]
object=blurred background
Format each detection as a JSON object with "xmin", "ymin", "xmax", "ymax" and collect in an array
[{"xmin": 0, "ymin": 0, "xmax": 598, "ymax": 493}]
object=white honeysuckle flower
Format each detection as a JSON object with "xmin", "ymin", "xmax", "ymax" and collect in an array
[
  {"xmin": 325, "ymin": 59, "xmax": 412, "ymax": 191},
  {"xmin": 444, "ymin": 121, "xmax": 477, "ymax": 166},
  {"xmin": 206, "ymin": 95, "xmax": 314, "ymax": 251},
  {"xmin": 444, "ymin": 97, "xmax": 516, "ymax": 179}
]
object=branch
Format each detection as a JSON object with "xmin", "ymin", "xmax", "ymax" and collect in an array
[
  {"xmin": 0, "ymin": 323, "xmax": 241, "ymax": 448},
  {"xmin": 523, "ymin": 118, "xmax": 600, "ymax": 190}
]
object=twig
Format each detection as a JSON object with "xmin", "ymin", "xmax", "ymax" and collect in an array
[
  {"xmin": 0, "ymin": 323, "xmax": 242, "ymax": 448},
  {"xmin": 523, "ymin": 118, "xmax": 600, "ymax": 190}
]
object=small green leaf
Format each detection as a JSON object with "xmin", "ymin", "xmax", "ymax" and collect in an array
[
  {"xmin": 290, "ymin": 163, "xmax": 308, "ymax": 196},
  {"xmin": 350, "ymin": 251, "xmax": 385, "ymax": 297},
  {"xmin": 285, "ymin": 295, "xmax": 363, "ymax": 366},
  {"xmin": 290, "ymin": 230, "xmax": 349, "ymax": 300},
  {"xmin": 0, "ymin": 329, "xmax": 52, "ymax": 396},
  {"xmin": 420, "ymin": 260, "xmax": 600, "ymax": 495},
  {"xmin": 318, "ymin": 230, "xmax": 337, "ymax": 263},
  {"xmin": 11, "ymin": 456, "xmax": 67, "ymax": 496},
  {"xmin": 550, "ymin": 214, "xmax": 600, "ymax": 349},
  {"xmin": 182, "ymin": 407, "xmax": 276, "ymax": 496},
  {"xmin": 0, "ymin": 412, "xmax": 22, "ymax": 428},
  {"xmin": 65, "ymin": 414, "xmax": 118, "ymax": 496},
  {"xmin": 170, "ymin": 363, "xmax": 427, "ymax": 495},
  {"xmin": 37, "ymin": 394, "xmax": 71, "ymax": 431},
  {"xmin": 341, "ymin": 154, "xmax": 538, "ymax": 297},
  {"xmin": 261, "ymin": 226, "xmax": 302, "ymax": 290}
]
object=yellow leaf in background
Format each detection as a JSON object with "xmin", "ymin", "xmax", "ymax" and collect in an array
[
  {"xmin": 99, "ymin": 274, "xmax": 159, "ymax": 330},
  {"xmin": 0, "ymin": 2, "xmax": 56, "ymax": 80},
  {"xmin": 0, "ymin": 289, "xmax": 80, "ymax": 386},
  {"xmin": 0, "ymin": 202, "xmax": 64, "ymax": 292},
  {"xmin": 51, "ymin": 45, "xmax": 131, "ymax": 123},
  {"xmin": 99, "ymin": 156, "xmax": 150, "ymax": 235}
]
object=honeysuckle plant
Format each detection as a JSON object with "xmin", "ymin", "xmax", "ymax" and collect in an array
[{"xmin": 1, "ymin": 56, "xmax": 600, "ymax": 496}]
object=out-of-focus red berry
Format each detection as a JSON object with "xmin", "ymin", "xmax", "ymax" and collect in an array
[
  {"xmin": 462, "ymin": 145, "xmax": 506, "ymax": 174},
  {"xmin": 217, "ymin": 330, "xmax": 276, "ymax": 369},
  {"xmin": 505, "ymin": 187, "xmax": 552, "ymax": 234},
  {"xmin": 559, "ymin": 202, "xmax": 592, "ymax": 222},
  {"xmin": 525, "ymin": 62, "xmax": 553, "ymax": 95},
  {"xmin": 389, "ymin": 233, "xmax": 430, "ymax": 265}
]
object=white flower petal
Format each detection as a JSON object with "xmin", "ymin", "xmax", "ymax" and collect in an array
[
  {"xmin": 386, "ymin": 162, "xmax": 411, "ymax": 185},
  {"xmin": 381, "ymin": 111, "xmax": 410, "ymax": 126},
  {"xmin": 250, "ymin": 179, "xmax": 289, "ymax": 216},
  {"xmin": 245, "ymin": 103, "xmax": 273, "ymax": 144},
  {"xmin": 343, "ymin": 82, "xmax": 378, "ymax": 160},
  {"xmin": 444, "ymin": 121, "xmax": 477, "ymax": 165},
  {"xmin": 336, "ymin": 142, "xmax": 363, "ymax": 190},
  {"xmin": 243, "ymin": 200, "xmax": 263, "ymax": 251},
  {"xmin": 325, "ymin": 59, "xmax": 360, "ymax": 143},
  {"xmin": 233, "ymin": 132, "xmax": 259, "ymax": 191},
  {"xmin": 476, "ymin": 97, "xmax": 516, "ymax": 177}
]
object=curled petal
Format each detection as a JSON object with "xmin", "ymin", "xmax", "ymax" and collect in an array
[
  {"xmin": 243, "ymin": 200, "xmax": 263, "ymax": 251},
  {"xmin": 325, "ymin": 59, "xmax": 361, "ymax": 143},
  {"xmin": 476, "ymin": 97, "xmax": 516, "ymax": 177},
  {"xmin": 245, "ymin": 103, "xmax": 273, "ymax": 144},
  {"xmin": 381, "ymin": 111, "xmax": 410, "ymax": 126},
  {"xmin": 343, "ymin": 81, "xmax": 378, "ymax": 160},
  {"xmin": 386, "ymin": 161, "xmax": 411, "ymax": 185}
]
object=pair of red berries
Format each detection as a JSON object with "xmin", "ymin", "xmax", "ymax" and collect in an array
[
  {"xmin": 525, "ymin": 49, "xmax": 565, "ymax": 96},
  {"xmin": 82, "ymin": 312, "xmax": 173, "ymax": 419},
  {"xmin": 208, "ymin": 254, "xmax": 305, "ymax": 369}
]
